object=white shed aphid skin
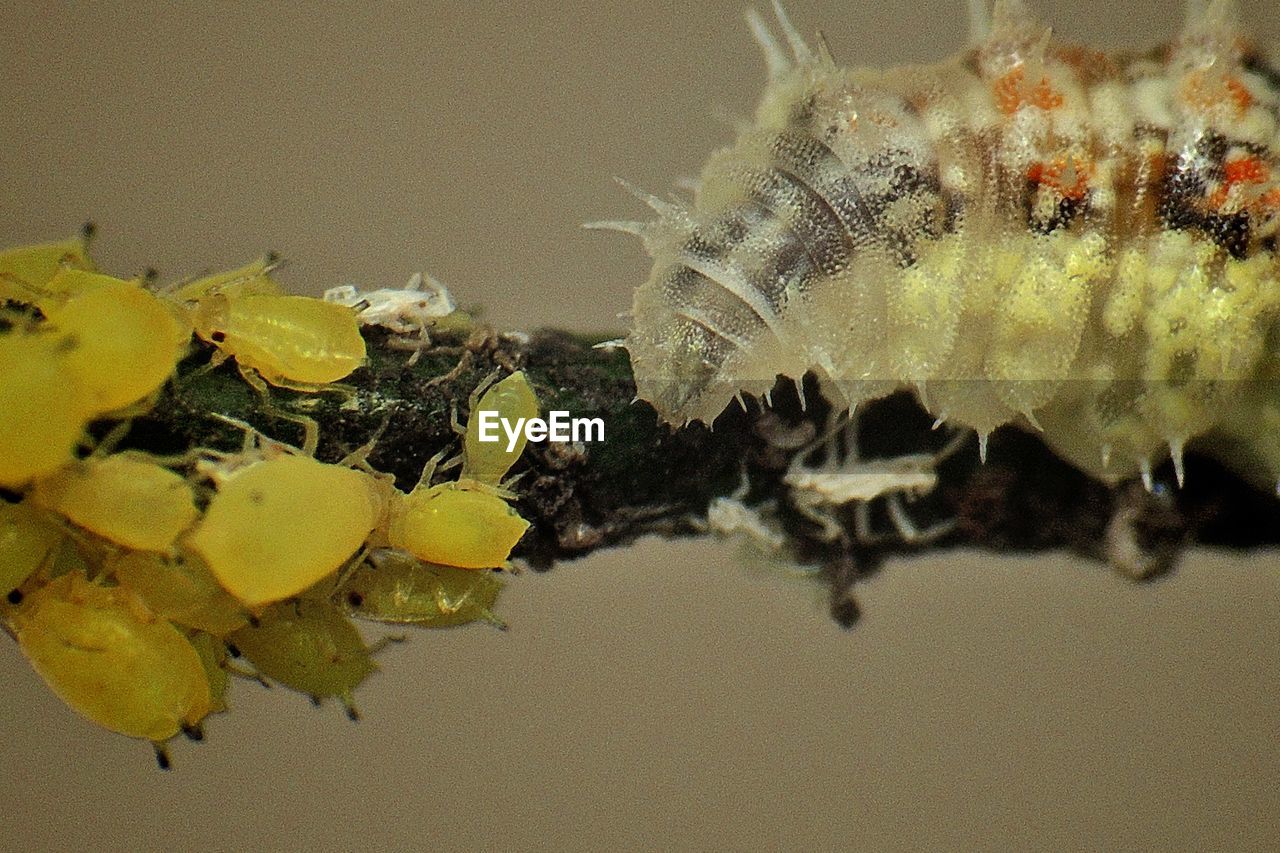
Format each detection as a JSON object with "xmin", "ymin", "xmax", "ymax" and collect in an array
[
  {"xmin": 785, "ymin": 413, "xmax": 970, "ymax": 545},
  {"xmin": 323, "ymin": 272, "xmax": 456, "ymax": 365},
  {"xmin": 606, "ymin": 0, "xmax": 1280, "ymax": 494},
  {"xmin": 697, "ymin": 469, "xmax": 789, "ymax": 554}
]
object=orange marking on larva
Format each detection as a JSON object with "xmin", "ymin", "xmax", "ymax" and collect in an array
[
  {"xmin": 1030, "ymin": 78, "xmax": 1063, "ymax": 111},
  {"xmin": 1210, "ymin": 156, "xmax": 1272, "ymax": 209},
  {"xmin": 1028, "ymin": 155, "xmax": 1093, "ymax": 200},
  {"xmin": 1223, "ymin": 156, "xmax": 1268, "ymax": 187},
  {"xmin": 1226, "ymin": 77, "xmax": 1254, "ymax": 112},
  {"xmin": 993, "ymin": 68, "xmax": 1023, "ymax": 114},
  {"xmin": 1182, "ymin": 70, "xmax": 1254, "ymax": 116},
  {"xmin": 994, "ymin": 66, "xmax": 1063, "ymax": 115}
]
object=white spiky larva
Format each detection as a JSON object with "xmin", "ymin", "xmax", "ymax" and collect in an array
[{"xmin": 603, "ymin": 0, "xmax": 1280, "ymax": 492}]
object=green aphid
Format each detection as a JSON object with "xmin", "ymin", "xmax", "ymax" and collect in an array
[
  {"xmin": 227, "ymin": 599, "xmax": 388, "ymax": 720},
  {"xmin": 339, "ymin": 548, "xmax": 507, "ymax": 630}
]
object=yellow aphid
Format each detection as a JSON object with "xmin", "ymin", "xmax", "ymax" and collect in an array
[
  {"xmin": 0, "ymin": 332, "xmax": 89, "ymax": 488},
  {"xmin": 33, "ymin": 455, "xmax": 199, "ymax": 552},
  {"xmin": 40, "ymin": 270, "xmax": 191, "ymax": 414},
  {"xmin": 168, "ymin": 255, "xmax": 283, "ymax": 304},
  {"xmin": 186, "ymin": 455, "xmax": 386, "ymax": 608},
  {"xmin": 462, "ymin": 370, "xmax": 540, "ymax": 486},
  {"xmin": 340, "ymin": 549, "xmax": 507, "ymax": 629},
  {"xmin": 110, "ymin": 552, "xmax": 247, "ymax": 636},
  {"xmin": 387, "ymin": 484, "xmax": 529, "ymax": 569},
  {"xmin": 9, "ymin": 571, "xmax": 212, "ymax": 744},
  {"xmin": 0, "ymin": 502, "xmax": 64, "ymax": 594},
  {"xmin": 227, "ymin": 599, "xmax": 380, "ymax": 718},
  {"xmin": 192, "ymin": 293, "xmax": 366, "ymax": 386},
  {"xmin": 0, "ymin": 228, "xmax": 94, "ymax": 301}
]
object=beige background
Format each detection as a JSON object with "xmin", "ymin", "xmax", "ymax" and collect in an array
[{"xmin": 2, "ymin": 1, "xmax": 1279, "ymax": 849}]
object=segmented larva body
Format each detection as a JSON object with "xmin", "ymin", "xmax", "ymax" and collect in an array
[{"xmin": 618, "ymin": 0, "xmax": 1280, "ymax": 489}]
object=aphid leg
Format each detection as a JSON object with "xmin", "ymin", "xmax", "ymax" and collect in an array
[
  {"xmin": 367, "ymin": 634, "xmax": 407, "ymax": 655},
  {"xmin": 180, "ymin": 722, "xmax": 205, "ymax": 742},
  {"xmin": 225, "ymin": 663, "xmax": 272, "ymax": 689},
  {"xmin": 824, "ymin": 553, "xmax": 861, "ymax": 629},
  {"xmin": 236, "ymin": 366, "xmax": 320, "ymax": 456},
  {"xmin": 414, "ymin": 447, "xmax": 451, "ymax": 491},
  {"xmin": 884, "ymin": 494, "xmax": 956, "ymax": 546},
  {"xmin": 404, "ymin": 326, "xmax": 432, "ymax": 367},
  {"xmin": 852, "ymin": 501, "xmax": 878, "ymax": 544},
  {"xmin": 423, "ymin": 348, "xmax": 474, "ymax": 390},
  {"xmin": 482, "ymin": 607, "xmax": 509, "ymax": 631},
  {"xmin": 152, "ymin": 742, "xmax": 172, "ymax": 771},
  {"xmin": 339, "ymin": 545, "xmax": 377, "ymax": 593},
  {"xmin": 267, "ymin": 375, "xmax": 360, "ymax": 411},
  {"xmin": 449, "ymin": 401, "xmax": 465, "ymax": 437},
  {"xmin": 338, "ymin": 413, "xmax": 392, "ymax": 472},
  {"xmin": 464, "ymin": 368, "xmax": 504, "ymax": 428},
  {"xmin": 178, "ymin": 347, "xmax": 232, "ymax": 385},
  {"xmin": 793, "ymin": 495, "xmax": 847, "ymax": 542},
  {"xmin": 462, "ymin": 586, "xmax": 510, "ymax": 630}
]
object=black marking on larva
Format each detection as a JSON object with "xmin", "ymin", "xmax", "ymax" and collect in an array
[
  {"xmin": 1200, "ymin": 130, "xmax": 1232, "ymax": 164},
  {"xmin": 731, "ymin": 200, "xmax": 820, "ymax": 305},
  {"xmin": 1024, "ymin": 180, "xmax": 1087, "ymax": 234},
  {"xmin": 683, "ymin": 205, "xmax": 797, "ymax": 313},
  {"xmin": 1242, "ymin": 51, "xmax": 1280, "ymax": 98},
  {"xmin": 683, "ymin": 226, "xmax": 792, "ymax": 328},
  {"xmin": 660, "ymin": 264, "xmax": 769, "ymax": 350},
  {"xmin": 768, "ymin": 128, "xmax": 874, "ymax": 245},
  {"xmin": 732, "ymin": 165, "xmax": 853, "ymax": 276},
  {"xmin": 754, "ymin": 224, "xmax": 818, "ymax": 298},
  {"xmin": 1155, "ymin": 130, "xmax": 1261, "ymax": 259},
  {"xmin": 1158, "ymin": 168, "xmax": 1254, "ymax": 260}
]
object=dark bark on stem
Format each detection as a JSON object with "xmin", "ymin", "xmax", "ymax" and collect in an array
[{"xmin": 117, "ymin": 322, "xmax": 1280, "ymax": 627}]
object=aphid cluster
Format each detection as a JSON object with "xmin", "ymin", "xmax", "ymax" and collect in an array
[
  {"xmin": 0, "ymin": 233, "xmax": 533, "ymax": 766},
  {"xmin": 614, "ymin": 0, "xmax": 1280, "ymax": 494}
]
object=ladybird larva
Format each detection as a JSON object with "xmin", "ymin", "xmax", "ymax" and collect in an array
[{"xmin": 613, "ymin": 0, "xmax": 1280, "ymax": 490}]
